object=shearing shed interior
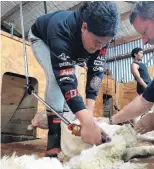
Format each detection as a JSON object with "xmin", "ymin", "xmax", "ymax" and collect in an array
[{"xmin": 1, "ymin": 1, "xmax": 154, "ymax": 169}]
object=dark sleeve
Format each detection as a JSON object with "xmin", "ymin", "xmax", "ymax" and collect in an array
[
  {"xmin": 142, "ymin": 80, "xmax": 154, "ymax": 102},
  {"xmin": 79, "ymin": 62, "xmax": 86, "ymax": 68},
  {"xmin": 86, "ymin": 44, "xmax": 109, "ymax": 100},
  {"xmin": 48, "ymin": 39, "xmax": 86, "ymax": 114}
]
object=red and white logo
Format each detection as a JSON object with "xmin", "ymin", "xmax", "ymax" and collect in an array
[
  {"xmin": 65, "ymin": 89, "xmax": 79, "ymax": 101},
  {"xmin": 99, "ymin": 48, "xmax": 108, "ymax": 56},
  {"xmin": 60, "ymin": 68, "xmax": 74, "ymax": 76}
]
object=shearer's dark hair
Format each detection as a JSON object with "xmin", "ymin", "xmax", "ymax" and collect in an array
[
  {"xmin": 79, "ymin": 1, "xmax": 120, "ymax": 37},
  {"xmin": 131, "ymin": 47, "xmax": 143, "ymax": 59}
]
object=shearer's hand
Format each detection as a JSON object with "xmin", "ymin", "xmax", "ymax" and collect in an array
[
  {"xmin": 135, "ymin": 113, "xmax": 154, "ymax": 134},
  {"xmin": 76, "ymin": 109, "xmax": 102, "ymax": 145},
  {"xmin": 81, "ymin": 120, "xmax": 102, "ymax": 145}
]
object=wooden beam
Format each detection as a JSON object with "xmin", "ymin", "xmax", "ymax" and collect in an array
[
  {"xmin": 1, "ymin": 2, "xmax": 29, "ymax": 22},
  {"xmin": 120, "ymin": 11, "xmax": 131, "ymax": 21},
  {"xmin": 124, "ymin": 1, "xmax": 136, "ymax": 4},
  {"xmin": 0, "ymin": 30, "xmax": 30, "ymax": 45},
  {"xmin": 110, "ymin": 34, "xmax": 141, "ymax": 48},
  {"xmin": 107, "ymin": 47, "xmax": 154, "ymax": 62},
  {"xmin": 1, "ymin": 21, "xmax": 22, "ymax": 37},
  {"xmin": 69, "ymin": 2, "xmax": 82, "ymax": 11},
  {"xmin": 1, "ymin": 2, "xmax": 30, "ymax": 38}
]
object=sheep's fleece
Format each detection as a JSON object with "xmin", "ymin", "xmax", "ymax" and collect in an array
[
  {"xmin": 60, "ymin": 119, "xmax": 122, "ymax": 160},
  {"xmin": 0, "ymin": 154, "xmax": 63, "ymax": 169},
  {"xmin": 62, "ymin": 122, "xmax": 139, "ymax": 169},
  {"xmin": 1, "ymin": 119, "xmax": 154, "ymax": 169},
  {"xmin": 0, "ymin": 154, "xmax": 146, "ymax": 169},
  {"xmin": 60, "ymin": 118, "xmax": 154, "ymax": 169}
]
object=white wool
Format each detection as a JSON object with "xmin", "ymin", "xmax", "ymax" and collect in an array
[
  {"xmin": 0, "ymin": 154, "xmax": 22, "ymax": 169},
  {"xmin": 143, "ymin": 130, "xmax": 154, "ymax": 137},
  {"xmin": 60, "ymin": 119, "xmax": 121, "ymax": 160},
  {"xmin": 0, "ymin": 154, "xmax": 64, "ymax": 169},
  {"xmin": 97, "ymin": 122, "xmax": 121, "ymax": 137},
  {"xmin": 64, "ymin": 125, "xmax": 137, "ymax": 169},
  {"xmin": 119, "ymin": 162, "xmax": 146, "ymax": 169},
  {"xmin": 1, "ymin": 124, "xmax": 153, "ymax": 169},
  {"xmin": 2, "ymin": 112, "xmax": 153, "ymax": 169},
  {"xmin": 124, "ymin": 146, "xmax": 154, "ymax": 161},
  {"xmin": 60, "ymin": 120, "xmax": 91, "ymax": 160}
]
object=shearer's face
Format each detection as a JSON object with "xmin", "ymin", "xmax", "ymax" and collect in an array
[
  {"xmin": 133, "ymin": 15, "xmax": 154, "ymax": 45},
  {"xmin": 81, "ymin": 22, "xmax": 112, "ymax": 53}
]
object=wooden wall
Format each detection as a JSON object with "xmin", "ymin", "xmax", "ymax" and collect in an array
[
  {"xmin": 1, "ymin": 31, "xmax": 47, "ymax": 138},
  {"xmin": 1, "ymin": 74, "xmax": 38, "ymax": 136},
  {"xmin": 93, "ymin": 76, "xmax": 124, "ymax": 117},
  {"xmin": 148, "ymin": 66, "xmax": 154, "ymax": 79},
  {"xmin": 120, "ymin": 66, "xmax": 154, "ymax": 109},
  {"xmin": 77, "ymin": 66, "xmax": 154, "ymax": 117}
]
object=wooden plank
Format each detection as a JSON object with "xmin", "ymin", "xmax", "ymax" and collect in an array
[
  {"xmin": 1, "ymin": 75, "xmax": 26, "ymax": 104},
  {"xmin": 148, "ymin": 66, "xmax": 154, "ymax": 79},
  {"xmin": 93, "ymin": 82, "xmax": 104, "ymax": 117},
  {"xmin": 2, "ymin": 120, "xmax": 34, "ymax": 135},
  {"xmin": 1, "ymin": 74, "xmax": 26, "ymax": 132},
  {"xmin": 1, "ymin": 32, "xmax": 47, "ymax": 138},
  {"xmin": 1, "ymin": 105, "xmax": 19, "ymax": 127},
  {"xmin": 120, "ymin": 81, "xmax": 137, "ymax": 109},
  {"xmin": 93, "ymin": 76, "xmax": 115, "ymax": 117},
  {"xmin": 1, "ymin": 139, "xmax": 47, "ymax": 157},
  {"xmin": 11, "ymin": 108, "xmax": 36, "ymax": 120},
  {"xmin": 1, "ymin": 73, "xmax": 38, "ymax": 136},
  {"xmin": 0, "ymin": 30, "xmax": 30, "ymax": 45},
  {"xmin": 2, "ymin": 106, "xmax": 36, "ymax": 135}
]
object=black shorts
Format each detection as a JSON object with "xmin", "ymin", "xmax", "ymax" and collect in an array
[
  {"xmin": 137, "ymin": 85, "xmax": 145, "ymax": 95},
  {"xmin": 137, "ymin": 82, "xmax": 151, "ymax": 95},
  {"xmin": 143, "ymin": 80, "xmax": 154, "ymax": 102}
]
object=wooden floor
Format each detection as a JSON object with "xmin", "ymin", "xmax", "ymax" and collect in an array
[
  {"xmin": 1, "ymin": 139, "xmax": 47, "ymax": 157},
  {"xmin": 1, "ymin": 139, "xmax": 154, "ymax": 168}
]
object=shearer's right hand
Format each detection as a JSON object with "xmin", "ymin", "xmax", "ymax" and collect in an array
[
  {"xmin": 81, "ymin": 122, "xmax": 103, "ymax": 145},
  {"xmin": 76, "ymin": 109, "xmax": 102, "ymax": 145}
]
